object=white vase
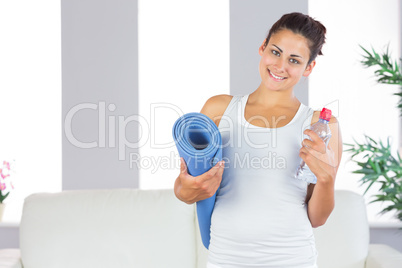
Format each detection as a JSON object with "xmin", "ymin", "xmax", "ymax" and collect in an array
[{"xmin": 0, "ymin": 203, "xmax": 5, "ymax": 222}]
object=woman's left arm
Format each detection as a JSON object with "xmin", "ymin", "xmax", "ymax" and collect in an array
[{"xmin": 299, "ymin": 115, "xmax": 343, "ymax": 228}]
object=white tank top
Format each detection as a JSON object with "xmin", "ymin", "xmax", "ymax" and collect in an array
[{"xmin": 208, "ymin": 94, "xmax": 318, "ymax": 267}]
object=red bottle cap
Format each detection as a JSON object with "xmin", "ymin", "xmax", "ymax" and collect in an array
[{"xmin": 319, "ymin": 108, "xmax": 332, "ymax": 121}]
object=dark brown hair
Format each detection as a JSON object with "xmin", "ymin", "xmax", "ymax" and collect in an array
[{"xmin": 263, "ymin": 12, "xmax": 326, "ymax": 65}]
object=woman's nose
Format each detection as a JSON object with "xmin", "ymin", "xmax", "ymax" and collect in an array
[{"xmin": 273, "ymin": 58, "xmax": 286, "ymax": 72}]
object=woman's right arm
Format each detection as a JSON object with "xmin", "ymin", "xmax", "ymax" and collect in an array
[{"xmin": 173, "ymin": 94, "xmax": 232, "ymax": 204}]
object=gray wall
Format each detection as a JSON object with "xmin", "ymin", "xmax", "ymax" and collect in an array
[
  {"xmin": 0, "ymin": 226, "xmax": 19, "ymax": 249},
  {"xmin": 370, "ymin": 228, "xmax": 402, "ymax": 252},
  {"xmin": 62, "ymin": 0, "xmax": 139, "ymax": 190},
  {"xmin": 230, "ymin": 0, "xmax": 309, "ymax": 105}
]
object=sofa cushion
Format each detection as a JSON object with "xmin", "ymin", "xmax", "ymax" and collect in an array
[
  {"xmin": 313, "ymin": 190, "xmax": 369, "ymax": 268},
  {"xmin": 20, "ymin": 189, "xmax": 197, "ymax": 268},
  {"xmin": 0, "ymin": 249, "xmax": 22, "ymax": 268}
]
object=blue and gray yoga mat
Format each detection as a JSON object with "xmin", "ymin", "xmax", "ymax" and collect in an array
[{"xmin": 172, "ymin": 112, "xmax": 222, "ymax": 249}]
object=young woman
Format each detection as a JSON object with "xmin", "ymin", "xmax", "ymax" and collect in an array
[{"xmin": 174, "ymin": 12, "xmax": 342, "ymax": 268}]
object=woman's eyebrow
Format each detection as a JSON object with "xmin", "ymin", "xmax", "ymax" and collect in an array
[
  {"xmin": 272, "ymin": 44, "xmax": 303, "ymax": 58},
  {"xmin": 273, "ymin": 44, "xmax": 283, "ymax": 53}
]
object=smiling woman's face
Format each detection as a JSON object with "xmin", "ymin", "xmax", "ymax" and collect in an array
[{"xmin": 258, "ymin": 29, "xmax": 315, "ymax": 92}]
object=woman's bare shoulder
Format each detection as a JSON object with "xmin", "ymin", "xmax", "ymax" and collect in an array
[
  {"xmin": 310, "ymin": 110, "xmax": 339, "ymax": 125},
  {"xmin": 311, "ymin": 110, "xmax": 320, "ymax": 125},
  {"xmin": 200, "ymin": 94, "xmax": 234, "ymax": 126}
]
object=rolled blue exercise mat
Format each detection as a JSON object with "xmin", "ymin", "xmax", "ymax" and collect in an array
[{"xmin": 172, "ymin": 112, "xmax": 223, "ymax": 249}]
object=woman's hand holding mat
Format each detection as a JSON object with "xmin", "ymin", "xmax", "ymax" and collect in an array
[
  {"xmin": 175, "ymin": 157, "xmax": 224, "ymax": 204},
  {"xmin": 172, "ymin": 112, "xmax": 224, "ymax": 249}
]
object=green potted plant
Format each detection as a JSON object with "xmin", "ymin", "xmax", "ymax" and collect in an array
[{"xmin": 344, "ymin": 45, "xmax": 402, "ymax": 222}]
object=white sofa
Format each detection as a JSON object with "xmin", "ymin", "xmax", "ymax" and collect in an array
[{"xmin": 1, "ymin": 189, "xmax": 402, "ymax": 268}]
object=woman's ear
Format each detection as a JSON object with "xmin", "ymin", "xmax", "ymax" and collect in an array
[
  {"xmin": 303, "ymin": 60, "xmax": 316, "ymax": 77},
  {"xmin": 259, "ymin": 39, "xmax": 267, "ymax": 56}
]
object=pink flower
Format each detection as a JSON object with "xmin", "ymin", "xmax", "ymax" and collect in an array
[
  {"xmin": 0, "ymin": 183, "xmax": 5, "ymax": 191},
  {"xmin": 0, "ymin": 172, "xmax": 9, "ymax": 180},
  {"xmin": 3, "ymin": 161, "xmax": 10, "ymax": 170}
]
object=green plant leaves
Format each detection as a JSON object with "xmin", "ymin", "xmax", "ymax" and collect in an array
[
  {"xmin": 359, "ymin": 44, "xmax": 402, "ymax": 116},
  {"xmin": 344, "ymin": 135, "xmax": 402, "ymax": 221},
  {"xmin": 349, "ymin": 45, "xmax": 402, "ymax": 221},
  {"xmin": 0, "ymin": 191, "xmax": 9, "ymax": 204}
]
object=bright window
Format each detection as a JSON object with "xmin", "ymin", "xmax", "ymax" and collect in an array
[
  {"xmin": 0, "ymin": 0, "xmax": 61, "ymax": 222},
  {"xmin": 138, "ymin": 0, "xmax": 230, "ymax": 189}
]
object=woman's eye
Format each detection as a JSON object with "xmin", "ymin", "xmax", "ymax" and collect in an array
[
  {"xmin": 272, "ymin": 50, "xmax": 280, "ymax": 56},
  {"xmin": 290, "ymin": 58, "xmax": 300, "ymax": 64}
]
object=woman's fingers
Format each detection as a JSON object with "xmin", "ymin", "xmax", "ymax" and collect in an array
[
  {"xmin": 215, "ymin": 161, "xmax": 225, "ymax": 184},
  {"xmin": 300, "ymin": 140, "xmax": 336, "ymax": 168},
  {"xmin": 201, "ymin": 161, "xmax": 225, "ymax": 184},
  {"xmin": 304, "ymin": 129, "xmax": 320, "ymax": 141},
  {"xmin": 189, "ymin": 160, "xmax": 225, "ymax": 199},
  {"xmin": 180, "ymin": 157, "xmax": 188, "ymax": 175},
  {"xmin": 177, "ymin": 158, "xmax": 225, "ymax": 203},
  {"xmin": 302, "ymin": 138, "xmax": 326, "ymax": 154},
  {"xmin": 205, "ymin": 161, "xmax": 225, "ymax": 195}
]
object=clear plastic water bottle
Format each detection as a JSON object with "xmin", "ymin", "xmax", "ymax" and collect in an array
[{"xmin": 295, "ymin": 108, "xmax": 332, "ymax": 184}]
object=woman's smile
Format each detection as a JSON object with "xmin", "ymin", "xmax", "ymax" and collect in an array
[{"xmin": 267, "ymin": 68, "xmax": 287, "ymax": 81}]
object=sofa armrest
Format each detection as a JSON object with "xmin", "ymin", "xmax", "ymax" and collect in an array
[
  {"xmin": 0, "ymin": 249, "xmax": 22, "ymax": 268},
  {"xmin": 366, "ymin": 244, "xmax": 402, "ymax": 268}
]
